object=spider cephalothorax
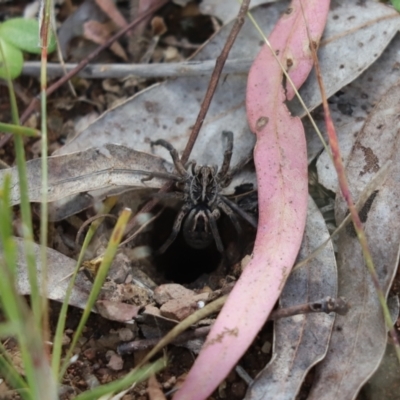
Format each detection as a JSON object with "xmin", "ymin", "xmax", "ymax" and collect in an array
[{"xmin": 152, "ymin": 131, "xmax": 256, "ymax": 254}]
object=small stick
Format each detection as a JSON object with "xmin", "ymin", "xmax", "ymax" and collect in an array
[
  {"xmin": 21, "ymin": 59, "xmax": 252, "ymax": 79},
  {"xmin": 118, "ymin": 326, "xmax": 212, "ymax": 354},
  {"xmin": 0, "ymin": 0, "xmax": 169, "ymax": 149},
  {"xmin": 75, "ymin": 214, "xmax": 117, "ymax": 245},
  {"xmin": 268, "ymin": 296, "xmax": 350, "ymax": 320},
  {"xmin": 117, "ymin": 297, "xmax": 349, "ymax": 355},
  {"xmin": 180, "ymin": 0, "xmax": 251, "ymax": 165}
]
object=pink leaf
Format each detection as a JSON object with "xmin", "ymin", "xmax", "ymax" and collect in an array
[{"xmin": 173, "ymin": 1, "xmax": 329, "ymax": 399}]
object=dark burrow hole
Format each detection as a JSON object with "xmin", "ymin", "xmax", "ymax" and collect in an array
[{"xmin": 150, "ymin": 207, "xmax": 256, "ymax": 284}]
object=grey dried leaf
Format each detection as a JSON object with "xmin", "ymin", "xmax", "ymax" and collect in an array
[
  {"xmin": 317, "ymin": 34, "xmax": 400, "ymax": 190},
  {"xmin": 0, "ymin": 144, "xmax": 173, "ymax": 206},
  {"xmin": 308, "ymin": 82, "xmax": 400, "ymax": 400},
  {"xmin": 245, "ymin": 197, "xmax": 337, "ymax": 400},
  {"xmin": 13, "ymin": 237, "xmax": 92, "ymax": 309},
  {"xmin": 10, "ymin": 237, "xmax": 155, "ymax": 318}
]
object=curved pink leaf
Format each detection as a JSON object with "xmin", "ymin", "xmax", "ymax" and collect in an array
[{"xmin": 173, "ymin": 2, "xmax": 329, "ymax": 400}]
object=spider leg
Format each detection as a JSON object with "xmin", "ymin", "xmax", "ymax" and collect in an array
[
  {"xmin": 217, "ymin": 199, "xmax": 243, "ymax": 235},
  {"xmin": 151, "ymin": 139, "xmax": 188, "ymax": 177},
  {"xmin": 207, "ymin": 209, "xmax": 224, "ymax": 253},
  {"xmin": 220, "ymin": 196, "xmax": 257, "ymax": 228},
  {"xmin": 157, "ymin": 204, "xmax": 191, "ymax": 254},
  {"xmin": 217, "ymin": 131, "xmax": 234, "ymax": 180}
]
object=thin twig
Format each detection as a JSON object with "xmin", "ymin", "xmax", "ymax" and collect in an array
[
  {"xmin": 268, "ymin": 296, "xmax": 350, "ymax": 320},
  {"xmin": 22, "ymin": 59, "xmax": 252, "ymax": 79},
  {"xmin": 117, "ymin": 326, "xmax": 212, "ymax": 354},
  {"xmin": 180, "ymin": 0, "xmax": 251, "ymax": 165},
  {"xmin": 75, "ymin": 214, "xmax": 117, "ymax": 245},
  {"xmin": 118, "ymin": 208, "xmax": 163, "ymax": 247},
  {"xmin": 0, "ymin": 0, "xmax": 169, "ymax": 149},
  {"xmin": 117, "ymin": 297, "xmax": 349, "ymax": 355}
]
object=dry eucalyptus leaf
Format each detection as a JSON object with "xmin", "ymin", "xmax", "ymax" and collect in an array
[
  {"xmin": 13, "ymin": 237, "xmax": 92, "ymax": 309},
  {"xmin": 83, "ymin": 20, "xmax": 128, "ymax": 61},
  {"xmin": 10, "ymin": 237, "xmax": 154, "ymax": 318},
  {"xmin": 308, "ymin": 83, "xmax": 400, "ymax": 400},
  {"xmin": 55, "ymin": 1, "xmax": 396, "ymax": 169},
  {"xmin": 317, "ymin": 34, "xmax": 400, "ymax": 190},
  {"xmin": 0, "ymin": 144, "xmax": 173, "ymax": 206},
  {"xmin": 245, "ymin": 197, "xmax": 337, "ymax": 400}
]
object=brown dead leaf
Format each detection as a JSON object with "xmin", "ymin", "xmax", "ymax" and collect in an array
[
  {"xmin": 83, "ymin": 20, "xmax": 128, "ymax": 61},
  {"xmin": 95, "ymin": 0, "xmax": 129, "ymax": 30}
]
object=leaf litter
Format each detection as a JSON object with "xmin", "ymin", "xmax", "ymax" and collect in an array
[
  {"xmin": 4, "ymin": 1, "xmax": 398, "ymax": 218},
  {"xmin": 245, "ymin": 197, "xmax": 337, "ymax": 400},
  {"xmin": 317, "ymin": 33, "xmax": 400, "ymax": 191},
  {"xmin": 2, "ymin": 0, "xmax": 400, "ymax": 398},
  {"xmin": 308, "ymin": 81, "xmax": 400, "ymax": 400}
]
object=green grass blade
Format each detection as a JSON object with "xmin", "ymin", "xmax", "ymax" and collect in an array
[
  {"xmin": 0, "ymin": 36, "xmax": 41, "ymax": 333},
  {"xmin": 38, "ymin": 0, "xmax": 54, "ymax": 351},
  {"xmin": 51, "ymin": 197, "xmax": 118, "ymax": 378},
  {"xmin": 0, "ymin": 351, "xmax": 30, "ymax": 400},
  {"xmin": 0, "ymin": 122, "xmax": 39, "ymax": 137},
  {"xmin": 0, "ymin": 34, "xmax": 58, "ymax": 398},
  {"xmin": 60, "ymin": 208, "xmax": 132, "ymax": 378}
]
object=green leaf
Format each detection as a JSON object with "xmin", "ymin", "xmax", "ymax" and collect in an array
[
  {"xmin": 0, "ymin": 39, "xmax": 23, "ymax": 79},
  {"xmin": 392, "ymin": 0, "xmax": 400, "ymax": 12},
  {"xmin": 0, "ymin": 18, "xmax": 56, "ymax": 54},
  {"xmin": 0, "ymin": 122, "xmax": 40, "ymax": 137}
]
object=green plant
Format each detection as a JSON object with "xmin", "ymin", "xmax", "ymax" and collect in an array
[{"xmin": 0, "ymin": 18, "xmax": 56, "ymax": 79}]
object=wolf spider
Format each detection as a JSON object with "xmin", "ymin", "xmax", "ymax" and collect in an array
[{"xmin": 151, "ymin": 131, "xmax": 256, "ymax": 254}]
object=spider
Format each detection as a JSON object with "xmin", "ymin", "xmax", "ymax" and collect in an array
[{"xmin": 151, "ymin": 131, "xmax": 257, "ymax": 254}]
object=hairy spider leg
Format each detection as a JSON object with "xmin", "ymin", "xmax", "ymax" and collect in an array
[
  {"xmin": 220, "ymin": 195, "xmax": 257, "ymax": 228},
  {"xmin": 157, "ymin": 203, "xmax": 191, "ymax": 254},
  {"xmin": 217, "ymin": 199, "xmax": 243, "ymax": 235},
  {"xmin": 206, "ymin": 209, "xmax": 224, "ymax": 252},
  {"xmin": 151, "ymin": 139, "xmax": 188, "ymax": 177},
  {"xmin": 217, "ymin": 131, "xmax": 234, "ymax": 181}
]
